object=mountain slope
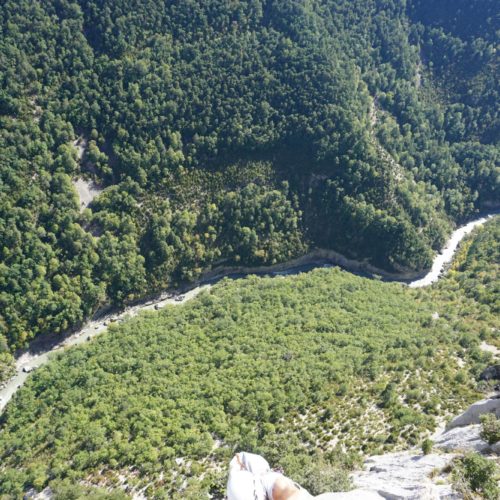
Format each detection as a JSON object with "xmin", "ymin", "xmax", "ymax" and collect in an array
[
  {"xmin": 0, "ymin": 218, "xmax": 498, "ymax": 498},
  {"xmin": 0, "ymin": 0, "xmax": 498, "ymax": 352}
]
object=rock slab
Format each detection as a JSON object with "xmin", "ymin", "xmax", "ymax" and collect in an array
[
  {"xmin": 446, "ymin": 396, "xmax": 500, "ymax": 430},
  {"xmin": 315, "ymin": 489, "xmax": 385, "ymax": 499},
  {"xmin": 352, "ymin": 451, "xmax": 456, "ymax": 499},
  {"xmin": 434, "ymin": 424, "xmax": 489, "ymax": 453}
]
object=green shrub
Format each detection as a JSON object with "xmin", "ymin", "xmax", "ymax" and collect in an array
[
  {"xmin": 49, "ymin": 479, "xmax": 128, "ymax": 499},
  {"xmin": 453, "ymin": 453, "xmax": 500, "ymax": 500},
  {"xmin": 380, "ymin": 383, "xmax": 398, "ymax": 408},
  {"xmin": 421, "ymin": 438, "xmax": 433, "ymax": 455},
  {"xmin": 299, "ymin": 460, "xmax": 352, "ymax": 495},
  {"xmin": 480, "ymin": 414, "xmax": 500, "ymax": 445}
]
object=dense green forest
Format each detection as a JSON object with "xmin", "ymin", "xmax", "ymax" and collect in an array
[
  {"xmin": 0, "ymin": 219, "xmax": 498, "ymax": 498},
  {"xmin": 1, "ymin": 1, "xmax": 499, "ymax": 357}
]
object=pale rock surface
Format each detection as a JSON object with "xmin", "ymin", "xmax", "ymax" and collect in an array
[
  {"xmin": 351, "ymin": 451, "xmax": 455, "ymax": 499},
  {"xmin": 315, "ymin": 489, "xmax": 385, "ymax": 499},
  {"xmin": 346, "ymin": 395, "xmax": 500, "ymax": 499},
  {"xmin": 479, "ymin": 343, "xmax": 500, "ymax": 358},
  {"xmin": 73, "ymin": 178, "xmax": 103, "ymax": 212},
  {"xmin": 434, "ymin": 424, "xmax": 488, "ymax": 453},
  {"xmin": 24, "ymin": 487, "xmax": 53, "ymax": 499},
  {"xmin": 446, "ymin": 396, "xmax": 500, "ymax": 430}
]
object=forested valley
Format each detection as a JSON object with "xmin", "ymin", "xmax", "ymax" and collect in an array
[
  {"xmin": 0, "ymin": 0, "xmax": 498, "ymax": 361},
  {"xmin": 0, "ymin": 215, "xmax": 498, "ymax": 498}
]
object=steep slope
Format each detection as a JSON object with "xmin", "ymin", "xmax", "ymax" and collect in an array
[
  {"xmin": 0, "ymin": 0, "xmax": 498, "ymax": 352},
  {"xmin": 0, "ymin": 219, "xmax": 498, "ymax": 498}
]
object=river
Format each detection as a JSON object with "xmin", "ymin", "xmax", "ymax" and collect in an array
[{"xmin": 0, "ymin": 211, "xmax": 498, "ymax": 413}]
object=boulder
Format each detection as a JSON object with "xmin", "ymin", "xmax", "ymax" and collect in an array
[
  {"xmin": 490, "ymin": 441, "xmax": 500, "ymax": 454},
  {"xmin": 479, "ymin": 365, "xmax": 500, "ymax": 381},
  {"xmin": 446, "ymin": 396, "xmax": 500, "ymax": 430}
]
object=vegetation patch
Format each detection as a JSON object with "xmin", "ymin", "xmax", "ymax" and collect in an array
[
  {"xmin": 480, "ymin": 414, "xmax": 500, "ymax": 446},
  {"xmin": 452, "ymin": 453, "xmax": 500, "ymax": 500},
  {"xmin": 1, "ymin": 0, "xmax": 498, "ymax": 355},
  {"xmin": 1, "ymin": 219, "xmax": 499, "ymax": 498}
]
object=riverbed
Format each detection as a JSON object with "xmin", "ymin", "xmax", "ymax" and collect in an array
[{"xmin": 0, "ymin": 212, "xmax": 498, "ymax": 413}]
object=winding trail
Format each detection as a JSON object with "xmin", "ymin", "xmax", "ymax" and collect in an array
[{"xmin": 0, "ymin": 212, "xmax": 498, "ymax": 413}]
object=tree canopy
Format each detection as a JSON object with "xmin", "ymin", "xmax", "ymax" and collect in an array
[
  {"xmin": 0, "ymin": 0, "xmax": 498, "ymax": 352},
  {"xmin": 0, "ymin": 218, "xmax": 498, "ymax": 498}
]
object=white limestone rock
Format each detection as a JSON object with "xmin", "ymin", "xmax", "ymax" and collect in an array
[
  {"xmin": 24, "ymin": 487, "xmax": 53, "ymax": 499},
  {"xmin": 351, "ymin": 451, "xmax": 455, "ymax": 499},
  {"xmin": 434, "ymin": 424, "xmax": 489, "ymax": 453},
  {"xmin": 446, "ymin": 396, "xmax": 500, "ymax": 430},
  {"xmin": 315, "ymin": 489, "xmax": 385, "ymax": 499}
]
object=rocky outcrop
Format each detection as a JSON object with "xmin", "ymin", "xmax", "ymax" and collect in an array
[
  {"xmin": 479, "ymin": 365, "xmax": 500, "ymax": 381},
  {"xmin": 434, "ymin": 424, "xmax": 489, "ymax": 453},
  {"xmin": 351, "ymin": 451, "xmax": 456, "ymax": 499},
  {"xmin": 446, "ymin": 396, "xmax": 500, "ymax": 430},
  {"xmin": 348, "ymin": 394, "xmax": 500, "ymax": 499},
  {"xmin": 225, "ymin": 396, "xmax": 499, "ymax": 500}
]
